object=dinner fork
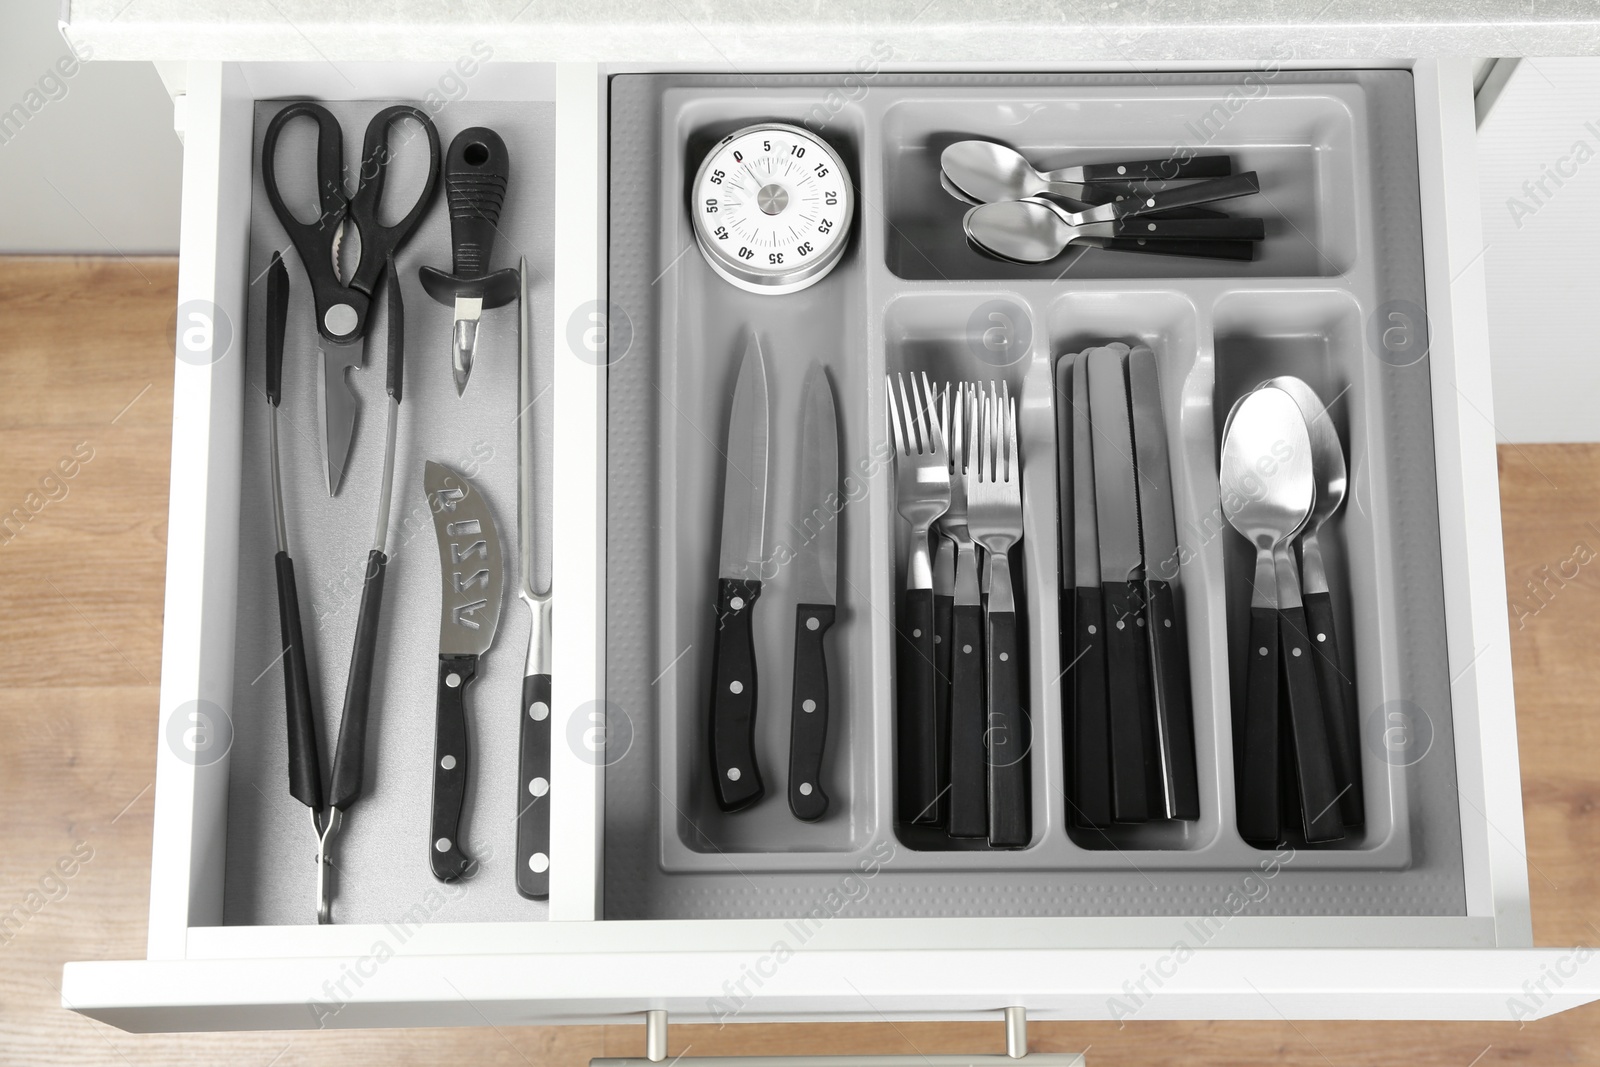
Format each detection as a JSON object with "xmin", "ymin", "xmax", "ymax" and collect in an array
[
  {"xmin": 967, "ymin": 382, "xmax": 1029, "ymax": 848},
  {"xmin": 942, "ymin": 383, "xmax": 989, "ymax": 839},
  {"xmin": 888, "ymin": 372, "xmax": 950, "ymax": 825}
]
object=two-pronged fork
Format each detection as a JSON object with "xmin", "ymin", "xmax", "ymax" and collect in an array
[
  {"xmin": 887, "ymin": 372, "xmax": 950, "ymax": 825},
  {"xmin": 967, "ymin": 382, "xmax": 1029, "ymax": 848}
]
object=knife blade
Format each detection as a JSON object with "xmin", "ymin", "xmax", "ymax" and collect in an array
[
  {"xmin": 425, "ymin": 460, "xmax": 505, "ymax": 881},
  {"xmin": 316, "ymin": 336, "xmax": 363, "ymax": 495},
  {"xmin": 1069, "ymin": 353, "xmax": 1112, "ymax": 828},
  {"xmin": 1127, "ymin": 346, "xmax": 1200, "ymax": 821},
  {"xmin": 788, "ymin": 362, "xmax": 838, "ymax": 822},
  {"xmin": 711, "ymin": 332, "xmax": 770, "ymax": 812},
  {"xmin": 514, "ymin": 258, "xmax": 553, "ymax": 899},
  {"xmin": 1086, "ymin": 345, "xmax": 1154, "ymax": 823}
]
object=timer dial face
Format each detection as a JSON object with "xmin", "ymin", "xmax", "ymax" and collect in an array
[{"xmin": 690, "ymin": 123, "xmax": 855, "ymax": 295}]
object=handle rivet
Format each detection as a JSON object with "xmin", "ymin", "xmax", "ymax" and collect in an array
[
  {"xmin": 729, "ymin": 680, "xmax": 744, "ymax": 694},
  {"xmin": 1317, "ymin": 632, "xmax": 1326, "ymax": 641},
  {"xmin": 440, "ymin": 754, "xmax": 457, "ymax": 770},
  {"xmin": 530, "ymin": 776, "xmax": 549, "ymax": 797},
  {"xmin": 1136, "ymin": 617, "xmax": 1145, "ymax": 627},
  {"xmin": 531, "ymin": 700, "xmax": 549, "ymax": 721},
  {"xmin": 999, "ymin": 652, "xmax": 1009, "ymax": 662},
  {"xmin": 730, "ymin": 596, "xmax": 745, "ymax": 611},
  {"xmin": 434, "ymin": 837, "xmax": 451, "ymax": 852},
  {"xmin": 1087, "ymin": 624, "xmax": 1097, "ymax": 635},
  {"xmin": 529, "ymin": 852, "xmax": 549, "ymax": 873},
  {"xmin": 806, "ymin": 616, "xmax": 819, "ymax": 631},
  {"xmin": 1117, "ymin": 165, "xmax": 1127, "ymax": 175},
  {"xmin": 1291, "ymin": 646, "xmax": 1303, "ymax": 657},
  {"xmin": 1258, "ymin": 646, "xmax": 1269, "ymax": 656},
  {"xmin": 803, "ymin": 699, "xmax": 816, "ymax": 712},
  {"xmin": 963, "ymin": 643, "xmax": 973, "ymax": 654},
  {"xmin": 325, "ymin": 303, "xmax": 358, "ymax": 336},
  {"xmin": 1165, "ymin": 618, "xmax": 1173, "ymax": 627},
  {"xmin": 727, "ymin": 767, "xmax": 741, "ymax": 781},
  {"xmin": 912, "ymin": 628, "xmax": 922, "ymax": 638},
  {"xmin": 446, "ymin": 672, "xmax": 461, "ymax": 688},
  {"xmin": 1116, "ymin": 620, "xmax": 1125, "ymax": 630},
  {"xmin": 799, "ymin": 782, "xmax": 813, "ymax": 796}
]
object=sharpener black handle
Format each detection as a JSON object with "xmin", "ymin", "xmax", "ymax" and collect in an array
[
  {"xmin": 1078, "ymin": 153, "xmax": 1233, "ymax": 182},
  {"xmin": 1238, "ymin": 605, "xmax": 1281, "ymax": 846},
  {"xmin": 516, "ymin": 672, "xmax": 552, "ymax": 899},
  {"xmin": 1103, "ymin": 581, "xmax": 1152, "ymax": 823},
  {"xmin": 444, "ymin": 127, "xmax": 510, "ymax": 280},
  {"xmin": 275, "ymin": 550, "xmax": 321, "ymax": 812},
  {"xmin": 265, "ymin": 252, "xmax": 289, "ymax": 407},
  {"xmin": 431, "ymin": 652, "xmax": 477, "ymax": 882},
  {"xmin": 1304, "ymin": 590, "xmax": 1363, "ymax": 827},
  {"xmin": 710, "ymin": 578, "xmax": 764, "ymax": 812},
  {"xmin": 327, "ymin": 549, "xmax": 386, "ymax": 811},
  {"xmin": 1146, "ymin": 579, "xmax": 1200, "ymax": 820},
  {"xmin": 947, "ymin": 602, "xmax": 988, "ymax": 839},
  {"xmin": 787, "ymin": 603, "xmax": 834, "ymax": 822},
  {"xmin": 895, "ymin": 586, "xmax": 941, "ymax": 825},
  {"xmin": 1070, "ymin": 586, "xmax": 1113, "ymax": 829},
  {"xmin": 1280, "ymin": 605, "xmax": 1346, "ymax": 844}
]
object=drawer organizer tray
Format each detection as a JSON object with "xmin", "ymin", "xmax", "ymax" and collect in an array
[{"xmin": 603, "ymin": 72, "xmax": 1466, "ymax": 920}]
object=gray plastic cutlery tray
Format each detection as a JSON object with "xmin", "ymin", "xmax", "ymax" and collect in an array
[{"xmin": 604, "ymin": 71, "xmax": 1467, "ymax": 921}]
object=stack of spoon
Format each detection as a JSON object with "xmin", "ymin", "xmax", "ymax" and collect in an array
[
  {"xmin": 940, "ymin": 140, "xmax": 1268, "ymax": 263},
  {"xmin": 1219, "ymin": 377, "xmax": 1362, "ymax": 848}
]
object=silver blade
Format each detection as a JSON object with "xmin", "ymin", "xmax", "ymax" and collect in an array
[
  {"xmin": 1070, "ymin": 353, "xmax": 1100, "ymax": 590},
  {"xmin": 453, "ymin": 296, "xmax": 484, "ymax": 396},
  {"xmin": 1086, "ymin": 346, "xmax": 1143, "ymax": 582},
  {"xmin": 1127, "ymin": 346, "xmax": 1180, "ymax": 583},
  {"xmin": 317, "ymin": 336, "xmax": 363, "ymax": 496},
  {"xmin": 426, "ymin": 460, "xmax": 505, "ymax": 656},
  {"xmin": 716, "ymin": 332, "xmax": 770, "ymax": 583},
  {"xmin": 793, "ymin": 362, "xmax": 839, "ymax": 606}
]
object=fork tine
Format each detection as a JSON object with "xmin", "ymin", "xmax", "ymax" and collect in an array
[
  {"xmin": 940, "ymin": 381, "xmax": 952, "ymax": 471},
  {"xmin": 897, "ymin": 373, "xmax": 919, "ymax": 453},
  {"xmin": 1007, "ymin": 391, "xmax": 1019, "ymax": 483},
  {"xmin": 887, "ymin": 374, "xmax": 905, "ymax": 455},
  {"xmin": 921, "ymin": 372, "xmax": 945, "ymax": 456},
  {"xmin": 952, "ymin": 382, "xmax": 964, "ymax": 470}
]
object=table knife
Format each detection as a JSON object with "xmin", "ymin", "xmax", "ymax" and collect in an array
[
  {"xmin": 425, "ymin": 460, "xmax": 505, "ymax": 881},
  {"xmin": 1069, "ymin": 352, "xmax": 1113, "ymax": 829},
  {"xmin": 710, "ymin": 332, "xmax": 770, "ymax": 812},
  {"xmin": 788, "ymin": 363, "xmax": 839, "ymax": 822},
  {"xmin": 514, "ymin": 258, "xmax": 553, "ymax": 898},
  {"xmin": 1086, "ymin": 345, "xmax": 1155, "ymax": 823},
  {"xmin": 1127, "ymin": 346, "xmax": 1200, "ymax": 821}
]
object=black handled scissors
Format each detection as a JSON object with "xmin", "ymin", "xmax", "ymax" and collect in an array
[{"xmin": 261, "ymin": 102, "xmax": 440, "ymax": 494}]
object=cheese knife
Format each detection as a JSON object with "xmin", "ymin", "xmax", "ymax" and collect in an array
[
  {"xmin": 711, "ymin": 332, "xmax": 771, "ymax": 812},
  {"xmin": 425, "ymin": 460, "xmax": 505, "ymax": 881},
  {"xmin": 1068, "ymin": 352, "xmax": 1113, "ymax": 829},
  {"xmin": 788, "ymin": 362, "xmax": 839, "ymax": 822}
]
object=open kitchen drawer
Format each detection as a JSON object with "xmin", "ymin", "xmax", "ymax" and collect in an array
[{"xmin": 59, "ymin": 56, "xmax": 1600, "ymax": 1032}]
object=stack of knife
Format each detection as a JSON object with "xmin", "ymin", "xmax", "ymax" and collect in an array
[{"xmin": 1057, "ymin": 344, "xmax": 1200, "ymax": 827}]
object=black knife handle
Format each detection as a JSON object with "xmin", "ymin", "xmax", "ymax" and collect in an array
[
  {"xmin": 985, "ymin": 609, "xmax": 1030, "ymax": 849},
  {"xmin": 1078, "ymin": 154, "xmax": 1233, "ymax": 182},
  {"xmin": 516, "ymin": 672, "xmax": 552, "ymax": 898},
  {"xmin": 275, "ymin": 550, "xmax": 321, "ymax": 812},
  {"xmin": 1304, "ymin": 590, "xmax": 1363, "ymax": 827},
  {"xmin": 328, "ymin": 549, "xmax": 386, "ymax": 811},
  {"xmin": 710, "ymin": 578, "xmax": 764, "ymax": 812},
  {"xmin": 1071, "ymin": 587, "xmax": 1113, "ymax": 829},
  {"xmin": 1086, "ymin": 238, "xmax": 1256, "ymax": 262},
  {"xmin": 787, "ymin": 603, "xmax": 834, "ymax": 822},
  {"xmin": 431, "ymin": 653, "xmax": 478, "ymax": 881},
  {"xmin": 1118, "ymin": 171, "xmax": 1260, "ymax": 218},
  {"xmin": 1238, "ymin": 605, "xmax": 1281, "ymax": 846},
  {"xmin": 444, "ymin": 127, "xmax": 508, "ymax": 279},
  {"xmin": 1280, "ymin": 606, "xmax": 1345, "ymax": 844},
  {"xmin": 264, "ymin": 252, "xmax": 289, "ymax": 407},
  {"xmin": 947, "ymin": 602, "xmax": 987, "ymax": 838},
  {"xmin": 932, "ymin": 590, "xmax": 953, "ymax": 826},
  {"xmin": 1103, "ymin": 581, "xmax": 1151, "ymax": 823},
  {"xmin": 1110, "ymin": 216, "xmax": 1265, "ymax": 241},
  {"xmin": 895, "ymin": 587, "xmax": 941, "ymax": 825},
  {"xmin": 1146, "ymin": 579, "xmax": 1200, "ymax": 820}
]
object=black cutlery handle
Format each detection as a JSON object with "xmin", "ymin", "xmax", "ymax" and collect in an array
[
  {"xmin": 710, "ymin": 578, "xmax": 764, "ymax": 812},
  {"xmin": 265, "ymin": 252, "xmax": 289, "ymax": 407},
  {"xmin": 932, "ymin": 591, "xmax": 953, "ymax": 826},
  {"xmin": 948, "ymin": 602, "xmax": 988, "ymax": 838},
  {"xmin": 1070, "ymin": 587, "xmax": 1112, "ymax": 828},
  {"xmin": 327, "ymin": 549, "xmax": 386, "ymax": 811},
  {"xmin": 1087, "ymin": 238, "xmax": 1256, "ymax": 261},
  {"xmin": 986, "ymin": 609, "xmax": 1030, "ymax": 848},
  {"xmin": 1281, "ymin": 606, "xmax": 1346, "ymax": 844},
  {"xmin": 896, "ymin": 586, "xmax": 941, "ymax": 825},
  {"xmin": 1111, "ymin": 216, "xmax": 1265, "ymax": 241},
  {"xmin": 1079, "ymin": 154, "xmax": 1233, "ymax": 182},
  {"xmin": 1238, "ymin": 605, "xmax": 1281, "ymax": 846},
  {"xmin": 1304, "ymin": 590, "xmax": 1363, "ymax": 827},
  {"xmin": 516, "ymin": 672, "xmax": 552, "ymax": 899},
  {"xmin": 431, "ymin": 653, "xmax": 477, "ymax": 882},
  {"xmin": 1146, "ymin": 579, "xmax": 1200, "ymax": 820},
  {"xmin": 275, "ymin": 550, "xmax": 321, "ymax": 812},
  {"xmin": 1103, "ymin": 581, "xmax": 1151, "ymax": 823},
  {"xmin": 788, "ymin": 603, "xmax": 834, "ymax": 822},
  {"xmin": 444, "ymin": 127, "xmax": 509, "ymax": 279},
  {"xmin": 1119, "ymin": 171, "xmax": 1260, "ymax": 218}
]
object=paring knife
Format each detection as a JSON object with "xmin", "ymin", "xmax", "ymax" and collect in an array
[
  {"xmin": 788, "ymin": 363, "xmax": 839, "ymax": 822},
  {"xmin": 710, "ymin": 332, "xmax": 771, "ymax": 812},
  {"xmin": 514, "ymin": 258, "xmax": 554, "ymax": 899},
  {"xmin": 1068, "ymin": 353, "xmax": 1113, "ymax": 829},
  {"xmin": 425, "ymin": 460, "xmax": 505, "ymax": 881},
  {"xmin": 1086, "ymin": 345, "xmax": 1155, "ymax": 823},
  {"xmin": 1127, "ymin": 347, "xmax": 1201, "ymax": 821}
]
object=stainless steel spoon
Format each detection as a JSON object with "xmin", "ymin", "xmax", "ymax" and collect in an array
[
  {"xmin": 940, "ymin": 140, "xmax": 1232, "ymax": 205},
  {"xmin": 1220, "ymin": 387, "xmax": 1343, "ymax": 846},
  {"xmin": 963, "ymin": 198, "xmax": 1265, "ymax": 263}
]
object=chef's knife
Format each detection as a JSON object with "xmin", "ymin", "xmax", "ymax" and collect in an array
[
  {"xmin": 711, "ymin": 332, "xmax": 771, "ymax": 812},
  {"xmin": 1127, "ymin": 347, "xmax": 1200, "ymax": 821},
  {"xmin": 514, "ymin": 258, "xmax": 553, "ymax": 899},
  {"xmin": 1086, "ymin": 346, "xmax": 1154, "ymax": 823},
  {"xmin": 1068, "ymin": 353, "xmax": 1112, "ymax": 829},
  {"xmin": 425, "ymin": 460, "xmax": 505, "ymax": 881},
  {"xmin": 788, "ymin": 363, "xmax": 839, "ymax": 822}
]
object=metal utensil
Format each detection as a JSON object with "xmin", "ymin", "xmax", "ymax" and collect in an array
[
  {"xmin": 788, "ymin": 363, "xmax": 840, "ymax": 822},
  {"xmin": 426, "ymin": 460, "xmax": 506, "ymax": 881},
  {"xmin": 940, "ymin": 140, "xmax": 1233, "ymax": 206},
  {"xmin": 943, "ymin": 382, "xmax": 988, "ymax": 839},
  {"xmin": 514, "ymin": 258, "xmax": 554, "ymax": 898},
  {"xmin": 964, "ymin": 198, "xmax": 1265, "ymax": 264},
  {"xmin": 888, "ymin": 371, "xmax": 950, "ymax": 825}
]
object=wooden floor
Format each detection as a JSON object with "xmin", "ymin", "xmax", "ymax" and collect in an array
[{"xmin": 3, "ymin": 256, "xmax": 1599, "ymax": 1064}]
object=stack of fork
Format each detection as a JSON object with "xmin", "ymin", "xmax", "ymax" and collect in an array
[{"xmin": 887, "ymin": 373, "xmax": 1029, "ymax": 849}]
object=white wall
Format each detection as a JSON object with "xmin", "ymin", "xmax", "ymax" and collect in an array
[{"xmin": 0, "ymin": 2, "xmax": 179, "ymax": 253}]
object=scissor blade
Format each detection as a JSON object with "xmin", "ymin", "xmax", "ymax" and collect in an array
[{"xmin": 318, "ymin": 337, "xmax": 363, "ymax": 495}]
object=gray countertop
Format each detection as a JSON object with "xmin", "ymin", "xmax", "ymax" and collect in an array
[{"xmin": 62, "ymin": 0, "xmax": 1600, "ymax": 63}]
